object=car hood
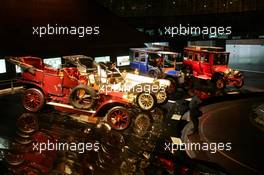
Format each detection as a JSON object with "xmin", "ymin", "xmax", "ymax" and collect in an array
[{"xmin": 212, "ymin": 65, "xmax": 230, "ymax": 73}]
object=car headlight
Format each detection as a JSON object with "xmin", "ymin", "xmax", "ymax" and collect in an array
[
  {"xmin": 234, "ymin": 70, "xmax": 239, "ymax": 75},
  {"xmin": 234, "ymin": 70, "xmax": 242, "ymax": 76},
  {"xmin": 224, "ymin": 69, "xmax": 231, "ymax": 75},
  {"xmin": 122, "ymin": 93, "xmax": 135, "ymax": 102}
]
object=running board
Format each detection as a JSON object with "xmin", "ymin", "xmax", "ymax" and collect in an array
[{"xmin": 46, "ymin": 102, "xmax": 96, "ymax": 114}]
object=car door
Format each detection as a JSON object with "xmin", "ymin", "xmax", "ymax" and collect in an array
[
  {"xmin": 199, "ymin": 53, "xmax": 212, "ymax": 77},
  {"xmin": 130, "ymin": 51, "xmax": 141, "ymax": 70},
  {"xmin": 43, "ymin": 72, "xmax": 63, "ymax": 95},
  {"xmin": 130, "ymin": 51, "xmax": 148, "ymax": 73},
  {"xmin": 192, "ymin": 53, "xmax": 202, "ymax": 76}
]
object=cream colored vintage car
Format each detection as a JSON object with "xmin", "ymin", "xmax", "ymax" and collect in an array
[{"xmin": 64, "ymin": 55, "xmax": 171, "ymax": 111}]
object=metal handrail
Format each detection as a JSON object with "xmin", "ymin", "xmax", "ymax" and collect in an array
[{"xmin": 0, "ymin": 78, "xmax": 22, "ymax": 94}]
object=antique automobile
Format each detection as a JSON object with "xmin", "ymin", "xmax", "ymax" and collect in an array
[
  {"xmin": 130, "ymin": 47, "xmax": 185, "ymax": 92},
  {"xmin": 8, "ymin": 56, "xmax": 170, "ymax": 130},
  {"xmin": 183, "ymin": 46, "xmax": 244, "ymax": 89},
  {"xmin": 8, "ymin": 56, "xmax": 133, "ymax": 130},
  {"xmin": 130, "ymin": 47, "xmax": 181, "ymax": 77},
  {"xmin": 63, "ymin": 55, "xmax": 171, "ymax": 109}
]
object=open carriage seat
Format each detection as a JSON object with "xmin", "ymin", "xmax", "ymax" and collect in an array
[{"xmin": 21, "ymin": 57, "xmax": 44, "ymax": 70}]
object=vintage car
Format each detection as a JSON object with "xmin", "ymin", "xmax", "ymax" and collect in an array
[
  {"xmin": 63, "ymin": 55, "xmax": 171, "ymax": 108},
  {"xmin": 183, "ymin": 46, "xmax": 244, "ymax": 89},
  {"xmin": 8, "ymin": 56, "xmax": 133, "ymax": 130},
  {"xmin": 130, "ymin": 47, "xmax": 182, "ymax": 78},
  {"xmin": 8, "ymin": 56, "xmax": 170, "ymax": 130},
  {"xmin": 130, "ymin": 47, "xmax": 185, "ymax": 93}
]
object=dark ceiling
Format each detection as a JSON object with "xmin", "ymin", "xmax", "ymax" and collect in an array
[{"xmin": 0, "ymin": 0, "xmax": 263, "ymax": 57}]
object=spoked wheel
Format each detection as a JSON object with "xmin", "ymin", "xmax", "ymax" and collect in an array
[
  {"xmin": 69, "ymin": 85, "xmax": 96, "ymax": 109},
  {"xmin": 151, "ymin": 108, "xmax": 164, "ymax": 123},
  {"xmin": 106, "ymin": 106, "xmax": 131, "ymax": 130},
  {"xmin": 214, "ymin": 77, "xmax": 226, "ymax": 90},
  {"xmin": 133, "ymin": 113, "xmax": 151, "ymax": 136},
  {"xmin": 156, "ymin": 89, "xmax": 168, "ymax": 105},
  {"xmin": 23, "ymin": 88, "xmax": 45, "ymax": 112},
  {"xmin": 5, "ymin": 152, "xmax": 24, "ymax": 166},
  {"xmin": 136, "ymin": 92, "xmax": 156, "ymax": 111},
  {"xmin": 16, "ymin": 113, "xmax": 38, "ymax": 134}
]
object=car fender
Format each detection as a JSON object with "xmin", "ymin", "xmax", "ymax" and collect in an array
[
  {"xmin": 148, "ymin": 66, "xmax": 161, "ymax": 75},
  {"xmin": 212, "ymin": 72, "xmax": 225, "ymax": 80},
  {"xmin": 165, "ymin": 70, "xmax": 180, "ymax": 77}
]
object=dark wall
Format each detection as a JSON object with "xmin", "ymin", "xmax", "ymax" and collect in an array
[
  {"xmin": 0, "ymin": 0, "xmax": 147, "ymax": 82},
  {"xmin": 0, "ymin": 0, "xmax": 146, "ymax": 57}
]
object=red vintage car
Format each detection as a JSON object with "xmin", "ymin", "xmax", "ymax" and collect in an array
[
  {"xmin": 183, "ymin": 46, "xmax": 244, "ymax": 89},
  {"xmin": 8, "ymin": 56, "xmax": 132, "ymax": 130}
]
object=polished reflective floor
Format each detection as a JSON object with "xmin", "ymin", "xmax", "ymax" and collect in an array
[{"xmin": 0, "ymin": 70, "xmax": 264, "ymax": 175}]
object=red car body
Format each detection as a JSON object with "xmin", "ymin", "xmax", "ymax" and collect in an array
[
  {"xmin": 183, "ymin": 46, "xmax": 244, "ymax": 89},
  {"xmin": 9, "ymin": 56, "xmax": 132, "ymax": 130}
]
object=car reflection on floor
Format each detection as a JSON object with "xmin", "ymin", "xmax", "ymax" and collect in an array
[
  {"xmin": 2, "ymin": 105, "xmax": 169, "ymax": 175},
  {"xmin": 1, "ymin": 90, "xmax": 253, "ymax": 175}
]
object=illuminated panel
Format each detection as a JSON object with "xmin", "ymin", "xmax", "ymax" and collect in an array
[
  {"xmin": 44, "ymin": 57, "xmax": 62, "ymax": 68},
  {"xmin": 117, "ymin": 55, "xmax": 130, "ymax": 66},
  {"xmin": 94, "ymin": 56, "xmax": 110, "ymax": 63},
  {"xmin": 0, "ymin": 59, "xmax": 6, "ymax": 73},
  {"xmin": 16, "ymin": 65, "xmax": 22, "ymax": 73}
]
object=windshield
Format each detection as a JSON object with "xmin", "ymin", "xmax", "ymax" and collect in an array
[
  {"xmin": 213, "ymin": 54, "xmax": 229, "ymax": 65},
  {"xmin": 79, "ymin": 57, "xmax": 95, "ymax": 68},
  {"xmin": 163, "ymin": 54, "xmax": 176, "ymax": 68},
  {"xmin": 148, "ymin": 53, "xmax": 161, "ymax": 67}
]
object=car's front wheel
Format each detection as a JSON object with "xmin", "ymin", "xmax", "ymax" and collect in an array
[
  {"xmin": 136, "ymin": 92, "xmax": 156, "ymax": 111},
  {"xmin": 213, "ymin": 77, "xmax": 226, "ymax": 90},
  {"xmin": 156, "ymin": 89, "xmax": 168, "ymax": 105},
  {"xmin": 235, "ymin": 78, "xmax": 244, "ymax": 89}
]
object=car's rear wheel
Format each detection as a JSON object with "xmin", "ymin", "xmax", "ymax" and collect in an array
[
  {"xmin": 23, "ymin": 88, "xmax": 45, "ymax": 112},
  {"xmin": 106, "ymin": 106, "xmax": 131, "ymax": 130},
  {"xmin": 69, "ymin": 85, "xmax": 96, "ymax": 109},
  {"xmin": 136, "ymin": 92, "xmax": 156, "ymax": 111}
]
